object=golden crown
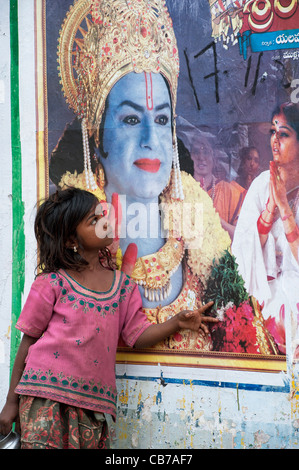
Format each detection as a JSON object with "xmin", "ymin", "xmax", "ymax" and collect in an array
[{"xmin": 58, "ymin": 0, "xmax": 180, "ymax": 137}]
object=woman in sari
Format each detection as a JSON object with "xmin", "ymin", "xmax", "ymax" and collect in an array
[{"xmin": 232, "ymin": 102, "xmax": 299, "ymax": 357}]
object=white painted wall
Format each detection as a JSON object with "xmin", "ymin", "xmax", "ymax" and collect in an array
[
  {"xmin": 0, "ymin": 0, "xmax": 37, "ymax": 410},
  {"xmin": 0, "ymin": 0, "xmax": 13, "ymax": 409}
]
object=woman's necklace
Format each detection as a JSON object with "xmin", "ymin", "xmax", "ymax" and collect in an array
[
  {"xmin": 200, "ymin": 176, "xmax": 216, "ymax": 204},
  {"xmin": 131, "ymin": 237, "xmax": 184, "ymax": 302}
]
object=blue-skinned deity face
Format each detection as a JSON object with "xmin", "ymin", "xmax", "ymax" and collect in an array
[{"xmin": 101, "ymin": 71, "xmax": 173, "ymax": 200}]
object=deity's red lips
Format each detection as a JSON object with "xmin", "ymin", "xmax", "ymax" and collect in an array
[{"xmin": 134, "ymin": 159, "xmax": 161, "ymax": 173}]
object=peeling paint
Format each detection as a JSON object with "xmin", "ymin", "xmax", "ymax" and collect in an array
[
  {"xmin": 140, "ymin": 396, "xmax": 153, "ymax": 423},
  {"xmin": 131, "ymin": 431, "xmax": 139, "ymax": 448},
  {"xmin": 118, "ymin": 381, "xmax": 129, "ymax": 405},
  {"xmin": 254, "ymin": 430, "xmax": 271, "ymax": 448},
  {"xmin": 156, "ymin": 390, "xmax": 162, "ymax": 405}
]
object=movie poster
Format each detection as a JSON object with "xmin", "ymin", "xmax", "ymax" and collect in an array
[{"xmin": 35, "ymin": 0, "xmax": 299, "ymax": 374}]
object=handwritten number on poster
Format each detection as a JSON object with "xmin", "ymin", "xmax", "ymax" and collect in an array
[
  {"xmin": 193, "ymin": 41, "xmax": 220, "ymax": 104},
  {"xmin": 186, "ymin": 39, "xmax": 296, "ymax": 108},
  {"xmin": 245, "ymin": 52, "xmax": 263, "ymax": 95}
]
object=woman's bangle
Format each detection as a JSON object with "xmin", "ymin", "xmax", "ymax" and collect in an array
[
  {"xmin": 257, "ymin": 214, "xmax": 273, "ymax": 235},
  {"xmin": 260, "ymin": 213, "xmax": 273, "ymax": 225},
  {"xmin": 285, "ymin": 225, "xmax": 299, "ymax": 243},
  {"xmin": 282, "ymin": 212, "xmax": 293, "ymax": 221}
]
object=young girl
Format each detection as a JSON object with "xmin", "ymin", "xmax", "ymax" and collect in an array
[{"xmin": 0, "ymin": 188, "xmax": 215, "ymax": 449}]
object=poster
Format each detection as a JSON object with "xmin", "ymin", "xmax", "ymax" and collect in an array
[{"xmin": 35, "ymin": 0, "xmax": 299, "ymax": 374}]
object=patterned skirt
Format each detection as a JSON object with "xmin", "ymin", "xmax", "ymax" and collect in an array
[{"xmin": 19, "ymin": 395, "xmax": 110, "ymax": 449}]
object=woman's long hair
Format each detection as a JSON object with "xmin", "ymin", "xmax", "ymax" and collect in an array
[
  {"xmin": 34, "ymin": 187, "xmax": 114, "ymax": 274},
  {"xmin": 272, "ymin": 102, "xmax": 299, "ymax": 141}
]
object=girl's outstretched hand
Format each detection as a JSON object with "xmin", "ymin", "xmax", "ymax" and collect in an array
[
  {"xmin": 135, "ymin": 301, "xmax": 216, "ymax": 349},
  {"xmin": 177, "ymin": 301, "xmax": 217, "ymax": 334}
]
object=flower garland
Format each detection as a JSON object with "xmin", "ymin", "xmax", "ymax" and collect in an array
[
  {"xmin": 160, "ymin": 171, "xmax": 231, "ymax": 288},
  {"xmin": 210, "ymin": 301, "xmax": 261, "ymax": 353},
  {"xmin": 203, "ymin": 250, "xmax": 278, "ymax": 354},
  {"xmin": 58, "ymin": 170, "xmax": 106, "ymax": 202}
]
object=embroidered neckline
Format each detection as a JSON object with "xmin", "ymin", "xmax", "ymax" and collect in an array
[{"xmin": 59, "ymin": 269, "xmax": 117, "ymax": 296}]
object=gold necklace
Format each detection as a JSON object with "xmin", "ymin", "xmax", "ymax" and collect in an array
[{"xmin": 131, "ymin": 237, "xmax": 185, "ymax": 302}]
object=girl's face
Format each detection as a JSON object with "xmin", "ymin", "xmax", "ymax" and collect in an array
[
  {"xmin": 75, "ymin": 202, "xmax": 113, "ymax": 251},
  {"xmin": 101, "ymin": 72, "xmax": 173, "ymax": 200},
  {"xmin": 270, "ymin": 113, "xmax": 299, "ymax": 168}
]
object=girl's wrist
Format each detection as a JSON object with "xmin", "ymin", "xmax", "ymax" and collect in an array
[
  {"xmin": 176, "ymin": 311, "xmax": 185, "ymax": 330},
  {"xmin": 6, "ymin": 391, "xmax": 19, "ymax": 405}
]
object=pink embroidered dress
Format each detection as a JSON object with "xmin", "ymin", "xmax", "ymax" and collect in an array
[{"xmin": 15, "ymin": 269, "xmax": 150, "ymax": 420}]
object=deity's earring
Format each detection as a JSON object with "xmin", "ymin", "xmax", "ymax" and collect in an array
[
  {"xmin": 95, "ymin": 161, "xmax": 106, "ymax": 190},
  {"xmin": 171, "ymin": 133, "xmax": 184, "ymax": 201},
  {"xmin": 73, "ymin": 246, "xmax": 78, "ymax": 253},
  {"xmin": 82, "ymin": 118, "xmax": 97, "ymax": 191}
]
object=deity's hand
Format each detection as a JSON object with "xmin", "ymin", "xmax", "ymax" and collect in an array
[
  {"xmin": 121, "ymin": 243, "xmax": 138, "ymax": 276},
  {"xmin": 108, "ymin": 192, "xmax": 138, "ymax": 276},
  {"xmin": 178, "ymin": 301, "xmax": 217, "ymax": 334}
]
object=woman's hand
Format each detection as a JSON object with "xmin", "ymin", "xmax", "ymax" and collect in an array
[
  {"xmin": 269, "ymin": 161, "xmax": 288, "ymax": 213},
  {"xmin": 269, "ymin": 161, "xmax": 299, "ymax": 262},
  {"xmin": 177, "ymin": 301, "xmax": 217, "ymax": 334}
]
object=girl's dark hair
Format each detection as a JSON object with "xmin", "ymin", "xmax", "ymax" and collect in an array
[
  {"xmin": 271, "ymin": 102, "xmax": 299, "ymax": 141},
  {"xmin": 35, "ymin": 187, "xmax": 114, "ymax": 274}
]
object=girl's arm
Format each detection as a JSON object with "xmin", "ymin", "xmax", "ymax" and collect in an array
[
  {"xmin": 134, "ymin": 301, "xmax": 216, "ymax": 349},
  {"xmin": 0, "ymin": 334, "xmax": 37, "ymax": 436}
]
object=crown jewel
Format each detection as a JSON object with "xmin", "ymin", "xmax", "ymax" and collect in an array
[{"xmin": 58, "ymin": 0, "xmax": 180, "ymax": 134}]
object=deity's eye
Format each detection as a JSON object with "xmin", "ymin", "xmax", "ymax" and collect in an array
[
  {"xmin": 155, "ymin": 114, "xmax": 169, "ymax": 126},
  {"xmin": 123, "ymin": 115, "xmax": 140, "ymax": 126}
]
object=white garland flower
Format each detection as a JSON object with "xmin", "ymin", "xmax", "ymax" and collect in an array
[
  {"xmin": 160, "ymin": 172, "xmax": 231, "ymax": 288},
  {"xmin": 59, "ymin": 170, "xmax": 106, "ymax": 202}
]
